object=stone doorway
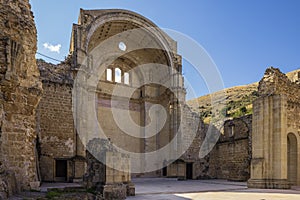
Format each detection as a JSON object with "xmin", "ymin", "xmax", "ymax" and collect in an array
[
  {"xmin": 162, "ymin": 166, "xmax": 167, "ymax": 177},
  {"xmin": 287, "ymin": 133, "xmax": 298, "ymax": 186},
  {"xmin": 55, "ymin": 160, "xmax": 67, "ymax": 182},
  {"xmin": 186, "ymin": 163, "xmax": 193, "ymax": 179}
]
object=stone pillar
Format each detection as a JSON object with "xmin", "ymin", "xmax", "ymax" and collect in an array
[
  {"xmin": 248, "ymin": 94, "xmax": 290, "ymax": 189},
  {"xmin": 84, "ymin": 138, "xmax": 135, "ymax": 200},
  {"xmin": 0, "ymin": 0, "xmax": 42, "ymax": 195}
]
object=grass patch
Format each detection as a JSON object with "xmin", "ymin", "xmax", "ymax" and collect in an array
[
  {"xmin": 45, "ymin": 188, "xmax": 99, "ymax": 199},
  {"xmin": 45, "ymin": 190, "xmax": 63, "ymax": 199}
]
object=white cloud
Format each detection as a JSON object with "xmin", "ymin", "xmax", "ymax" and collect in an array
[{"xmin": 43, "ymin": 43, "xmax": 61, "ymax": 53}]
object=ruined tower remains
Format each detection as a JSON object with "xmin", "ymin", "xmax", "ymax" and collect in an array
[
  {"xmin": 248, "ymin": 67, "xmax": 300, "ymax": 189},
  {"xmin": 0, "ymin": 0, "xmax": 42, "ymax": 197}
]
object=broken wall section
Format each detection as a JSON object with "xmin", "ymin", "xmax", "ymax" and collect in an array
[
  {"xmin": 249, "ymin": 67, "xmax": 300, "ymax": 189},
  {"xmin": 0, "ymin": 0, "xmax": 42, "ymax": 196},
  {"xmin": 36, "ymin": 60, "xmax": 85, "ymax": 182},
  {"xmin": 207, "ymin": 115, "xmax": 252, "ymax": 181}
]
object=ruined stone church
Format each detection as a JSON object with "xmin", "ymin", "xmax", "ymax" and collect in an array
[{"xmin": 0, "ymin": 0, "xmax": 299, "ymax": 199}]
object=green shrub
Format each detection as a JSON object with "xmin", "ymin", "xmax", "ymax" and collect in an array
[{"xmin": 240, "ymin": 106, "xmax": 247, "ymax": 114}]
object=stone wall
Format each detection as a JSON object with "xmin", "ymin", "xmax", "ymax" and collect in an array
[
  {"xmin": 208, "ymin": 115, "xmax": 252, "ymax": 181},
  {"xmin": 178, "ymin": 104, "xmax": 251, "ymax": 182},
  {"xmin": 5, "ymin": 4, "xmax": 298, "ymax": 197},
  {"xmin": 287, "ymin": 101, "xmax": 300, "ymax": 141},
  {"xmin": 180, "ymin": 105, "xmax": 202, "ymax": 162},
  {"xmin": 248, "ymin": 67, "xmax": 300, "ymax": 189},
  {"xmin": 37, "ymin": 60, "xmax": 87, "ymax": 182},
  {"xmin": 258, "ymin": 67, "xmax": 300, "ymax": 102},
  {"xmin": 0, "ymin": 0, "xmax": 42, "ymax": 196},
  {"xmin": 84, "ymin": 138, "xmax": 134, "ymax": 199},
  {"xmin": 36, "ymin": 80, "xmax": 76, "ymax": 181}
]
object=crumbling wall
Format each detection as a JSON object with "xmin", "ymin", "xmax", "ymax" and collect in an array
[
  {"xmin": 37, "ymin": 82, "xmax": 75, "ymax": 181},
  {"xmin": 208, "ymin": 115, "xmax": 252, "ymax": 181},
  {"xmin": 179, "ymin": 103, "xmax": 252, "ymax": 181},
  {"xmin": 0, "ymin": 0, "xmax": 42, "ymax": 196},
  {"xmin": 36, "ymin": 61, "xmax": 77, "ymax": 182},
  {"xmin": 258, "ymin": 67, "xmax": 300, "ymax": 102},
  {"xmin": 259, "ymin": 68, "xmax": 300, "ymax": 133},
  {"xmin": 249, "ymin": 67, "xmax": 300, "ymax": 189}
]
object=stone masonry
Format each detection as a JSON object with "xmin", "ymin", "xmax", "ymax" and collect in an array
[
  {"xmin": 1, "ymin": 1, "xmax": 300, "ymax": 198},
  {"xmin": 36, "ymin": 8, "xmax": 185, "ymax": 199},
  {"xmin": 36, "ymin": 60, "xmax": 84, "ymax": 182},
  {"xmin": 179, "ymin": 113, "xmax": 252, "ymax": 181},
  {"xmin": 208, "ymin": 115, "xmax": 252, "ymax": 181},
  {"xmin": 248, "ymin": 67, "xmax": 300, "ymax": 189},
  {"xmin": 0, "ymin": 0, "xmax": 42, "ymax": 198}
]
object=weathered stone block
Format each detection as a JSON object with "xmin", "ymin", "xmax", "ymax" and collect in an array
[
  {"xmin": 102, "ymin": 183, "xmax": 126, "ymax": 200},
  {"xmin": 29, "ymin": 181, "xmax": 40, "ymax": 191},
  {"xmin": 126, "ymin": 182, "xmax": 135, "ymax": 196}
]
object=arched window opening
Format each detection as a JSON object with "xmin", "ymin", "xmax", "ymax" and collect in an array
[
  {"xmin": 106, "ymin": 68, "xmax": 112, "ymax": 81},
  {"xmin": 115, "ymin": 68, "xmax": 122, "ymax": 83},
  {"xmin": 124, "ymin": 72, "xmax": 130, "ymax": 85}
]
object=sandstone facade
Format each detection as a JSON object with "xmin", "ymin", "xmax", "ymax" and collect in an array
[
  {"xmin": 33, "ymin": 10, "xmax": 300, "ymax": 191},
  {"xmin": 248, "ymin": 67, "xmax": 300, "ymax": 189},
  {"xmin": 36, "ymin": 8, "xmax": 186, "ymax": 199},
  {"xmin": 1, "ymin": 2, "xmax": 300, "ymax": 198},
  {"xmin": 173, "ymin": 114, "xmax": 252, "ymax": 181},
  {"xmin": 208, "ymin": 115, "xmax": 252, "ymax": 181}
]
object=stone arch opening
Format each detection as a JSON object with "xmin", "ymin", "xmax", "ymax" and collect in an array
[
  {"xmin": 81, "ymin": 9, "xmax": 175, "ymax": 64},
  {"xmin": 287, "ymin": 132, "xmax": 298, "ymax": 185},
  {"xmin": 69, "ymin": 11, "xmax": 186, "ymax": 197},
  {"xmin": 74, "ymin": 9, "xmax": 184, "ymax": 178}
]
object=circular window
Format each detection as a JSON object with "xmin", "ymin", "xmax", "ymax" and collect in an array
[{"xmin": 118, "ymin": 42, "xmax": 127, "ymax": 51}]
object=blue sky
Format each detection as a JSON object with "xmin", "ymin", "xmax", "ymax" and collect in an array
[{"xmin": 30, "ymin": 0, "xmax": 300, "ymax": 99}]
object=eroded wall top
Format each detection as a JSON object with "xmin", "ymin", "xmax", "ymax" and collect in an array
[{"xmin": 258, "ymin": 67, "xmax": 300, "ymax": 102}]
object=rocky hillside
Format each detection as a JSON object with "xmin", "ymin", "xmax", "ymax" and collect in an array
[
  {"xmin": 187, "ymin": 68, "xmax": 299, "ymax": 124},
  {"xmin": 187, "ymin": 82, "xmax": 259, "ymax": 123}
]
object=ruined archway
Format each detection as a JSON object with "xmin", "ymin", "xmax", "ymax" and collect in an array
[
  {"xmin": 70, "ymin": 10, "xmax": 188, "ymax": 192},
  {"xmin": 69, "ymin": 9, "xmax": 187, "ymax": 198},
  {"xmin": 248, "ymin": 68, "xmax": 300, "ymax": 189},
  {"xmin": 287, "ymin": 132, "xmax": 298, "ymax": 186}
]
